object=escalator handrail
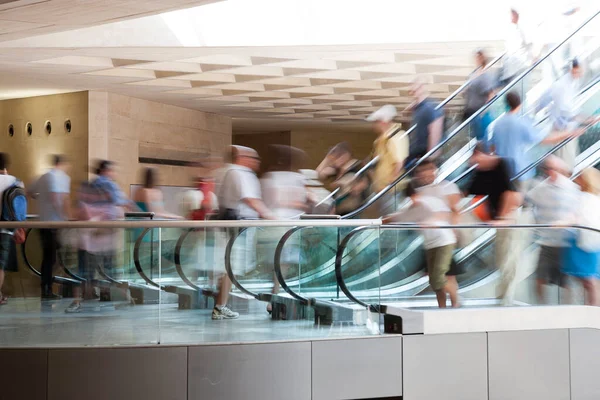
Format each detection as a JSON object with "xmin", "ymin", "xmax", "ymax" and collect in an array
[
  {"xmin": 343, "ymin": 10, "xmax": 600, "ymax": 220},
  {"xmin": 335, "ymin": 222, "xmax": 600, "ymax": 308},
  {"xmin": 132, "ymin": 227, "xmax": 164, "ymax": 289},
  {"xmin": 20, "ymin": 228, "xmax": 80, "ymax": 285},
  {"xmin": 272, "ymin": 226, "xmax": 310, "ymax": 304},
  {"xmin": 311, "ymin": 52, "xmax": 506, "ymax": 211},
  {"xmin": 224, "ymin": 227, "xmax": 260, "ymax": 299},
  {"xmin": 173, "ymin": 228, "xmax": 202, "ymax": 291}
]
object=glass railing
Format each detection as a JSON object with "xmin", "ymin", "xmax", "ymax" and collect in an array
[{"xmin": 337, "ymin": 224, "xmax": 600, "ymax": 309}]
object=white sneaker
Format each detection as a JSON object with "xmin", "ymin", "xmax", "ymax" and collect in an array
[
  {"xmin": 65, "ymin": 302, "xmax": 82, "ymax": 313},
  {"xmin": 212, "ymin": 305, "xmax": 239, "ymax": 320}
]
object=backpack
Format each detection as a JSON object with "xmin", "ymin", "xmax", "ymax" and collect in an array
[{"xmin": 2, "ymin": 182, "xmax": 27, "ymax": 244}]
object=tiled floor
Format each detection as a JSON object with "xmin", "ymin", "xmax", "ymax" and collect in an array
[{"xmin": 0, "ymin": 298, "xmax": 377, "ymax": 348}]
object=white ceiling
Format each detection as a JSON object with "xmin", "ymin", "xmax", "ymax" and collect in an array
[{"xmin": 0, "ymin": 0, "xmax": 220, "ymax": 42}]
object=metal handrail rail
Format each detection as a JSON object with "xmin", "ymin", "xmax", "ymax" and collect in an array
[
  {"xmin": 224, "ymin": 227, "xmax": 261, "ymax": 299},
  {"xmin": 0, "ymin": 219, "xmax": 381, "ymax": 229},
  {"xmin": 311, "ymin": 52, "xmax": 506, "ymax": 210},
  {"xmin": 335, "ymin": 222, "xmax": 600, "ymax": 309},
  {"xmin": 343, "ymin": 10, "xmax": 599, "ymax": 220}
]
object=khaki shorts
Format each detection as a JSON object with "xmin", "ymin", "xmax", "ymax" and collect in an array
[{"xmin": 425, "ymin": 244, "xmax": 455, "ymax": 291}]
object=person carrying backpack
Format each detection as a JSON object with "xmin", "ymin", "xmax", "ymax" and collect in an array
[{"xmin": 0, "ymin": 153, "xmax": 27, "ymax": 305}]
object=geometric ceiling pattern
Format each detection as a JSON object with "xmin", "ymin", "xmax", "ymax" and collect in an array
[{"xmin": 0, "ymin": 41, "xmax": 501, "ymax": 123}]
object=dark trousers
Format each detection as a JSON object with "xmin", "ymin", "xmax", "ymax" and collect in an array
[{"xmin": 39, "ymin": 229, "xmax": 58, "ymax": 293}]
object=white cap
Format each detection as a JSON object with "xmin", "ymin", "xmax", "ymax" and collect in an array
[{"xmin": 365, "ymin": 105, "xmax": 397, "ymax": 123}]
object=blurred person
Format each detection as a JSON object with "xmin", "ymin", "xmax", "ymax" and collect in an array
[
  {"xmin": 407, "ymin": 79, "xmax": 445, "ymax": 164},
  {"xmin": 542, "ymin": 59, "xmax": 598, "ymax": 169},
  {"xmin": 321, "ymin": 143, "xmax": 370, "ymax": 215},
  {"xmin": 464, "ymin": 50, "xmax": 496, "ymax": 146},
  {"xmin": 299, "ymin": 169, "xmax": 334, "ymax": 214},
  {"xmin": 261, "ymin": 145, "xmax": 309, "ymax": 312},
  {"xmin": 499, "ymin": 7, "xmax": 534, "ymax": 87},
  {"xmin": 0, "ymin": 153, "xmax": 24, "ymax": 305},
  {"xmin": 366, "ymin": 105, "xmax": 409, "ymax": 215},
  {"xmin": 562, "ymin": 168, "xmax": 600, "ymax": 306},
  {"xmin": 94, "ymin": 160, "xmax": 137, "ymax": 211},
  {"xmin": 384, "ymin": 181, "xmax": 459, "ymax": 308},
  {"xmin": 414, "ymin": 160, "xmax": 463, "ymax": 302},
  {"xmin": 215, "ymin": 146, "xmax": 273, "ymax": 320},
  {"xmin": 490, "ymin": 91, "xmax": 574, "ymax": 191},
  {"xmin": 526, "ymin": 156, "xmax": 579, "ymax": 304},
  {"xmin": 133, "ymin": 167, "xmax": 182, "ymax": 219},
  {"xmin": 180, "ymin": 158, "xmax": 220, "ymax": 221},
  {"xmin": 65, "ymin": 169, "xmax": 127, "ymax": 313},
  {"xmin": 467, "ymin": 148, "xmax": 525, "ymax": 305},
  {"xmin": 28, "ymin": 155, "xmax": 72, "ymax": 299}
]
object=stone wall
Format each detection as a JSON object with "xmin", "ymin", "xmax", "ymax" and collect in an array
[{"xmin": 89, "ymin": 92, "xmax": 232, "ymax": 193}]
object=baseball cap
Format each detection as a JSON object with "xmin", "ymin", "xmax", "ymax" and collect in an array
[{"xmin": 365, "ymin": 105, "xmax": 397, "ymax": 123}]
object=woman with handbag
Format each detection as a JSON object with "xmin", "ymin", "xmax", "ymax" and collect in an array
[{"xmin": 562, "ymin": 168, "xmax": 600, "ymax": 306}]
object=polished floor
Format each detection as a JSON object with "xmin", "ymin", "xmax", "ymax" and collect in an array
[{"xmin": 0, "ymin": 297, "xmax": 377, "ymax": 348}]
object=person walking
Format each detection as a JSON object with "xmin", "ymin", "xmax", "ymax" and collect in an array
[
  {"xmin": 562, "ymin": 168, "xmax": 600, "ymax": 306},
  {"xmin": 544, "ymin": 59, "xmax": 598, "ymax": 169},
  {"xmin": 0, "ymin": 153, "xmax": 23, "ymax": 305},
  {"xmin": 526, "ymin": 156, "xmax": 580, "ymax": 304},
  {"xmin": 407, "ymin": 79, "xmax": 445, "ymax": 165},
  {"xmin": 464, "ymin": 49, "xmax": 496, "ymax": 145},
  {"xmin": 499, "ymin": 7, "xmax": 534, "ymax": 87},
  {"xmin": 384, "ymin": 181, "xmax": 459, "ymax": 308},
  {"xmin": 215, "ymin": 145, "xmax": 273, "ymax": 320},
  {"xmin": 366, "ymin": 105, "xmax": 409, "ymax": 215},
  {"xmin": 28, "ymin": 155, "xmax": 71, "ymax": 299}
]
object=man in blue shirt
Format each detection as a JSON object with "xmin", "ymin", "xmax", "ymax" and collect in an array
[
  {"xmin": 490, "ymin": 91, "xmax": 577, "ymax": 190},
  {"xmin": 407, "ymin": 80, "xmax": 444, "ymax": 166}
]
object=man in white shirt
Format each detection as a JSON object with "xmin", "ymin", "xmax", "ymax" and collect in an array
[
  {"xmin": 384, "ymin": 181, "xmax": 459, "ymax": 308},
  {"xmin": 546, "ymin": 60, "xmax": 599, "ymax": 168},
  {"xmin": 500, "ymin": 7, "xmax": 533, "ymax": 87},
  {"xmin": 526, "ymin": 156, "xmax": 580, "ymax": 304},
  {"xmin": 28, "ymin": 155, "xmax": 71, "ymax": 299},
  {"xmin": 214, "ymin": 146, "xmax": 273, "ymax": 320},
  {"xmin": 0, "ymin": 153, "xmax": 20, "ymax": 306}
]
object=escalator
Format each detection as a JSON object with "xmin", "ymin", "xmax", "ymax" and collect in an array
[{"xmin": 221, "ymin": 10, "xmax": 600, "ymax": 321}]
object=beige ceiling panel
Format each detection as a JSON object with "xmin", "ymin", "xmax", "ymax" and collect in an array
[
  {"xmin": 300, "ymin": 69, "xmax": 362, "ymax": 80},
  {"xmin": 125, "ymin": 79, "xmax": 191, "ymax": 88},
  {"xmin": 0, "ymin": 19, "xmax": 49, "ymax": 35},
  {"xmin": 270, "ymin": 99, "xmax": 314, "ymax": 106},
  {"xmin": 182, "ymin": 54, "xmax": 252, "ymax": 66},
  {"xmin": 112, "ymin": 58, "xmax": 153, "ymax": 67},
  {"xmin": 250, "ymin": 56, "xmax": 297, "ymax": 65},
  {"xmin": 235, "ymin": 74, "xmax": 283, "ymax": 83},
  {"xmin": 83, "ymin": 68, "xmax": 156, "ymax": 79},
  {"xmin": 287, "ymin": 86, "xmax": 334, "ymax": 95},
  {"xmin": 218, "ymin": 65, "xmax": 284, "ymax": 76},
  {"xmin": 354, "ymin": 63, "xmax": 416, "ymax": 74},
  {"xmin": 324, "ymin": 52, "xmax": 396, "ymax": 63},
  {"xmin": 336, "ymin": 60, "xmax": 384, "ymax": 69},
  {"xmin": 272, "ymin": 113, "xmax": 313, "ymax": 119},
  {"xmin": 255, "ymin": 108, "xmax": 296, "ymax": 114},
  {"xmin": 309, "ymin": 78, "xmax": 354, "ymax": 86},
  {"xmin": 330, "ymin": 80, "xmax": 382, "ymax": 90},
  {"xmin": 225, "ymin": 103, "xmax": 274, "ymax": 109},
  {"xmin": 309, "ymin": 94, "xmax": 355, "ymax": 102},
  {"xmin": 128, "ymin": 61, "xmax": 202, "ymax": 73},
  {"xmin": 288, "ymin": 104, "xmax": 333, "ymax": 112},
  {"xmin": 166, "ymin": 87, "xmax": 223, "ymax": 96},
  {"xmin": 313, "ymin": 110, "xmax": 351, "ymax": 117},
  {"xmin": 258, "ymin": 76, "xmax": 311, "ymax": 87},
  {"xmin": 208, "ymin": 82, "xmax": 265, "ymax": 91},
  {"xmin": 282, "ymin": 67, "xmax": 329, "ymax": 76},
  {"xmin": 32, "ymin": 55, "xmax": 114, "ymax": 67},
  {"xmin": 246, "ymin": 91, "xmax": 291, "ymax": 99},
  {"xmin": 394, "ymin": 53, "xmax": 444, "ymax": 63},
  {"xmin": 272, "ymin": 59, "xmax": 338, "ymax": 70},
  {"xmin": 353, "ymin": 89, "xmax": 401, "ymax": 97},
  {"xmin": 171, "ymin": 72, "xmax": 236, "ymax": 83},
  {"xmin": 375, "ymin": 75, "xmax": 424, "ymax": 84},
  {"xmin": 330, "ymin": 101, "xmax": 374, "ymax": 108}
]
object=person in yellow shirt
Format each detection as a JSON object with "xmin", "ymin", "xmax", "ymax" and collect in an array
[{"xmin": 366, "ymin": 105, "xmax": 410, "ymax": 215}]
